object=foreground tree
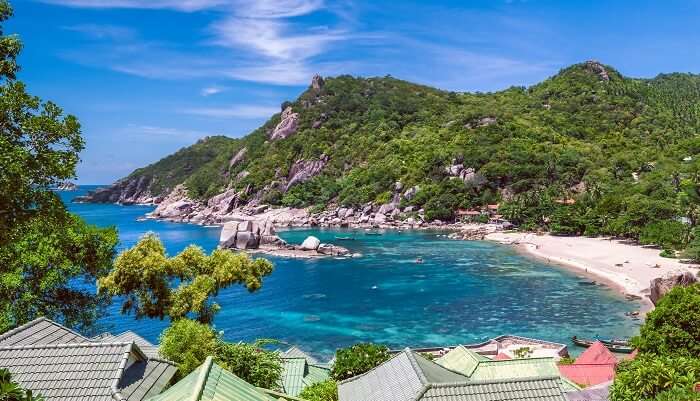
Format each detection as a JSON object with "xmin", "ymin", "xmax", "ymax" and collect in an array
[
  {"xmin": 98, "ymin": 233, "xmax": 273, "ymax": 323},
  {"xmin": 0, "ymin": 0, "xmax": 117, "ymax": 332},
  {"xmin": 331, "ymin": 343, "xmax": 391, "ymax": 381},
  {"xmin": 0, "ymin": 368, "xmax": 44, "ymax": 401},
  {"xmin": 158, "ymin": 319, "xmax": 282, "ymax": 388},
  {"xmin": 299, "ymin": 380, "xmax": 338, "ymax": 401},
  {"xmin": 610, "ymin": 355, "xmax": 700, "ymax": 401}
]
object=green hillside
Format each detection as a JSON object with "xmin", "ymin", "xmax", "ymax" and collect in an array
[{"xmin": 85, "ymin": 61, "xmax": 700, "ymax": 251}]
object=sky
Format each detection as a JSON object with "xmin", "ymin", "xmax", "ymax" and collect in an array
[{"xmin": 7, "ymin": 0, "xmax": 700, "ymax": 183}]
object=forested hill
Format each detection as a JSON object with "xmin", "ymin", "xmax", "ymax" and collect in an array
[{"xmin": 79, "ymin": 61, "xmax": 700, "ymax": 249}]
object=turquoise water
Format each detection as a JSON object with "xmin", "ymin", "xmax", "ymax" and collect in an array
[{"xmin": 62, "ymin": 186, "xmax": 642, "ymax": 359}]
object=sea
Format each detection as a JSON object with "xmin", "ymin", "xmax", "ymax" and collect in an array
[{"xmin": 60, "ymin": 185, "xmax": 642, "ymax": 359}]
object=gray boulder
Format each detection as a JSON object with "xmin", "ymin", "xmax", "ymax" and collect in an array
[
  {"xmin": 219, "ymin": 222, "xmax": 238, "ymax": 248},
  {"xmin": 235, "ymin": 231, "xmax": 259, "ymax": 249},
  {"xmin": 300, "ymin": 236, "xmax": 321, "ymax": 251},
  {"xmin": 650, "ymin": 271, "xmax": 698, "ymax": 305},
  {"xmin": 317, "ymin": 243, "xmax": 350, "ymax": 256}
]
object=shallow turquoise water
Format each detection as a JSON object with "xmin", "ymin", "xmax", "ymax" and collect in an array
[{"xmin": 62, "ymin": 186, "xmax": 642, "ymax": 359}]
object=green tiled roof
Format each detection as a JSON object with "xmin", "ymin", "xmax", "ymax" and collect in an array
[
  {"xmin": 279, "ymin": 347, "xmax": 330, "ymax": 397},
  {"xmin": 147, "ymin": 357, "xmax": 279, "ymax": 401},
  {"xmin": 436, "ymin": 346, "xmax": 580, "ymax": 392},
  {"xmin": 420, "ymin": 376, "xmax": 568, "ymax": 401}
]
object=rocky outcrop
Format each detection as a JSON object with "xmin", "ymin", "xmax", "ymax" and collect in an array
[
  {"xmin": 286, "ymin": 155, "xmax": 329, "ymax": 191},
  {"xmin": 219, "ymin": 219, "xmax": 286, "ymax": 250},
  {"xmin": 445, "ymin": 162, "xmax": 484, "ymax": 186},
  {"xmin": 465, "ymin": 116, "xmax": 497, "ymax": 129},
  {"xmin": 73, "ymin": 175, "xmax": 158, "ymax": 204},
  {"xmin": 55, "ymin": 182, "xmax": 77, "ymax": 191},
  {"xmin": 584, "ymin": 60, "xmax": 610, "ymax": 82},
  {"xmin": 270, "ymin": 107, "xmax": 299, "ymax": 141},
  {"xmin": 300, "ymin": 236, "xmax": 321, "ymax": 251},
  {"xmin": 149, "ymin": 184, "xmax": 199, "ymax": 220},
  {"xmin": 650, "ymin": 271, "xmax": 698, "ymax": 305},
  {"xmin": 311, "ymin": 74, "xmax": 324, "ymax": 92},
  {"xmin": 229, "ymin": 147, "xmax": 247, "ymax": 168}
]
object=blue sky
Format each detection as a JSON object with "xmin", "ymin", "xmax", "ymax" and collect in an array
[{"xmin": 8, "ymin": 0, "xmax": 700, "ymax": 183}]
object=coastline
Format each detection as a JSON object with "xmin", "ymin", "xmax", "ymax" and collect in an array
[{"xmin": 486, "ymin": 232, "xmax": 699, "ymax": 312}]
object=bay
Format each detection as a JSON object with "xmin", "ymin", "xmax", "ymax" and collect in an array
[{"xmin": 61, "ymin": 186, "xmax": 642, "ymax": 359}]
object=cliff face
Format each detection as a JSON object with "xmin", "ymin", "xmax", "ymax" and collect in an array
[{"xmin": 74, "ymin": 62, "xmax": 700, "ymax": 231}]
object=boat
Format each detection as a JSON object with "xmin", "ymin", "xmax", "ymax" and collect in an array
[
  {"xmin": 601, "ymin": 338, "xmax": 631, "ymax": 346},
  {"xmin": 571, "ymin": 336, "xmax": 634, "ymax": 353},
  {"xmin": 335, "ymin": 236, "xmax": 355, "ymax": 241},
  {"xmin": 365, "ymin": 231, "xmax": 382, "ymax": 236}
]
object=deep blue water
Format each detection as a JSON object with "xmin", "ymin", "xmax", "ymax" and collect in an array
[{"xmin": 61, "ymin": 186, "xmax": 642, "ymax": 358}]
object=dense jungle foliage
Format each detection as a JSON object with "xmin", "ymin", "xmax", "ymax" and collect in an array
[{"xmin": 109, "ymin": 62, "xmax": 700, "ymax": 252}]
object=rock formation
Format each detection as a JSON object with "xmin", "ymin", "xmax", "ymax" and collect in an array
[
  {"xmin": 55, "ymin": 182, "xmax": 77, "ymax": 191},
  {"xmin": 73, "ymin": 175, "xmax": 158, "ymax": 204},
  {"xmin": 286, "ymin": 155, "xmax": 329, "ymax": 191},
  {"xmin": 300, "ymin": 236, "xmax": 321, "ymax": 251},
  {"xmin": 270, "ymin": 107, "xmax": 299, "ymax": 141},
  {"xmin": 149, "ymin": 184, "xmax": 198, "ymax": 220},
  {"xmin": 229, "ymin": 147, "xmax": 247, "ymax": 168},
  {"xmin": 311, "ymin": 74, "xmax": 324, "ymax": 92},
  {"xmin": 584, "ymin": 60, "xmax": 610, "ymax": 82},
  {"xmin": 650, "ymin": 271, "xmax": 698, "ymax": 305}
]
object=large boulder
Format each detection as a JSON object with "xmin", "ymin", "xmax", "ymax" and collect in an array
[
  {"xmin": 235, "ymin": 231, "xmax": 259, "ymax": 250},
  {"xmin": 650, "ymin": 272, "xmax": 698, "ymax": 305},
  {"xmin": 317, "ymin": 243, "xmax": 350, "ymax": 256},
  {"xmin": 300, "ymin": 236, "xmax": 321, "ymax": 251},
  {"xmin": 219, "ymin": 222, "xmax": 238, "ymax": 248}
]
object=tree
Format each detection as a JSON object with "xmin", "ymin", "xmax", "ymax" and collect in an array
[
  {"xmin": 610, "ymin": 355, "xmax": 700, "ymax": 401},
  {"xmin": 299, "ymin": 380, "xmax": 338, "ymax": 401},
  {"xmin": 158, "ymin": 319, "xmax": 219, "ymax": 380},
  {"xmin": 98, "ymin": 233, "xmax": 274, "ymax": 323},
  {"xmin": 331, "ymin": 343, "xmax": 391, "ymax": 381},
  {"xmin": 0, "ymin": 0, "xmax": 117, "ymax": 333},
  {"xmin": 632, "ymin": 284, "xmax": 700, "ymax": 357},
  {"xmin": 0, "ymin": 368, "xmax": 44, "ymax": 401},
  {"xmin": 158, "ymin": 319, "xmax": 282, "ymax": 388}
]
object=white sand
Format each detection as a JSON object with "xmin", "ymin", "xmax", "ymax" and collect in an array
[{"xmin": 486, "ymin": 232, "xmax": 698, "ymax": 306}]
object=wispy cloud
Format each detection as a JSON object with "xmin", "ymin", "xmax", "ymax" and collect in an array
[
  {"xmin": 124, "ymin": 124, "xmax": 223, "ymax": 138},
  {"xmin": 40, "ymin": 0, "xmax": 230, "ymax": 12},
  {"xmin": 182, "ymin": 105, "xmax": 279, "ymax": 119},
  {"xmin": 200, "ymin": 86, "xmax": 227, "ymax": 96},
  {"xmin": 63, "ymin": 23, "xmax": 136, "ymax": 40}
]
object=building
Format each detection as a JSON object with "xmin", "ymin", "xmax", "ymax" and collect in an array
[
  {"xmin": 147, "ymin": 356, "xmax": 300, "ymax": 401},
  {"xmin": 398, "ymin": 334, "xmax": 570, "ymax": 360},
  {"xmin": 0, "ymin": 317, "xmax": 177, "ymax": 401},
  {"xmin": 338, "ymin": 348, "xmax": 570, "ymax": 401},
  {"xmin": 435, "ymin": 346, "xmax": 580, "ymax": 392},
  {"xmin": 558, "ymin": 342, "xmax": 618, "ymax": 387},
  {"xmin": 279, "ymin": 346, "xmax": 331, "ymax": 397}
]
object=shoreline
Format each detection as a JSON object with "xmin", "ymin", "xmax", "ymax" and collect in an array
[{"xmin": 486, "ymin": 232, "xmax": 699, "ymax": 312}]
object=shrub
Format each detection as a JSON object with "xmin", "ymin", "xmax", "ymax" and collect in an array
[
  {"xmin": 216, "ymin": 340, "xmax": 282, "ymax": 390},
  {"xmin": 298, "ymin": 380, "xmax": 338, "ymax": 401},
  {"xmin": 331, "ymin": 343, "xmax": 391, "ymax": 381},
  {"xmin": 159, "ymin": 319, "xmax": 219, "ymax": 379},
  {"xmin": 609, "ymin": 355, "xmax": 700, "ymax": 401},
  {"xmin": 632, "ymin": 284, "xmax": 700, "ymax": 357}
]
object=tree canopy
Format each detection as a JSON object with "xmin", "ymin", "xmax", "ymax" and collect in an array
[
  {"xmin": 331, "ymin": 343, "xmax": 391, "ymax": 381},
  {"xmin": 0, "ymin": 0, "xmax": 117, "ymax": 333}
]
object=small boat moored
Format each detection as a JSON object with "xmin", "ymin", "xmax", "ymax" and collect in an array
[{"xmin": 571, "ymin": 336, "xmax": 634, "ymax": 353}]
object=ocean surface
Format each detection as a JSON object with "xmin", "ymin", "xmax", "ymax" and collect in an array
[{"xmin": 61, "ymin": 186, "xmax": 642, "ymax": 359}]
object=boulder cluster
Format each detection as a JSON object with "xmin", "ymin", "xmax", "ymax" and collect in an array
[{"xmin": 649, "ymin": 271, "xmax": 698, "ymax": 305}]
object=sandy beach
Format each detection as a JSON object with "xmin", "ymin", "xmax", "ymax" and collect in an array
[{"xmin": 486, "ymin": 232, "xmax": 699, "ymax": 309}]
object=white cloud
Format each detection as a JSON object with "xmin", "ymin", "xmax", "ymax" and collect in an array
[
  {"xmin": 183, "ymin": 105, "xmax": 279, "ymax": 118},
  {"xmin": 39, "ymin": 0, "xmax": 230, "ymax": 12},
  {"xmin": 200, "ymin": 86, "xmax": 227, "ymax": 96},
  {"xmin": 125, "ymin": 124, "xmax": 223, "ymax": 138},
  {"xmin": 63, "ymin": 24, "xmax": 136, "ymax": 40}
]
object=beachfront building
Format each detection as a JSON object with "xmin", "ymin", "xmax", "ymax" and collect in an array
[
  {"xmin": 558, "ymin": 342, "xmax": 618, "ymax": 387},
  {"xmin": 338, "ymin": 348, "xmax": 571, "ymax": 401},
  {"xmin": 279, "ymin": 346, "xmax": 331, "ymax": 396},
  {"xmin": 402, "ymin": 334, "xmax": 570, "ymax": 360},
  {"xmin": 147, "ymin": 356, "xmax": 300, "ymax": 401},
  {"xmin": 435, "ymin": 345, "xmax": 580, "ymax": 392},
  {"xmin": 0, "ymin": 317, "xmax": 177, "ymax": 401}
]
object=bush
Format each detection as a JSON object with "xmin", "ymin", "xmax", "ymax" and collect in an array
[
  {"xmin": 632, "ymin": 284, "xmax": 700, "ymax": 357},
  {"xmin": 298, "ymin": 380, "xmax": 338, "ymax": 401},
  {"xmin": 609, "ymin": 355, "xmax": 700, "ymax": 401},
  {"xmin": 331, "ymin": 343, "xmax": 391, "ymax": 381},
  {"xmin": 216, "ymin": 340, "xmax": 282, "ymax": 390},
  {"xmin": 653, "ymin": 387, "xmax": 700, "ymax": 401},
  {"xmin": 159, "ymin": 319, "xmax": 219, "ymax": 379}
]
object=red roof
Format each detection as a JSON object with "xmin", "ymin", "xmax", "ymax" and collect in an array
[
  {"xmin": 494, "ymin": 353, "xmax": 511, "ymax": 360},
  {"xmin": 558, "ymin": 364, "xmax": 616, "ymax": 387},
  {"xmin": 558, "ymin": 341, "xmax": 620, "ymax": 386},
  {"xmin": 575, "ymin": 342, "xmax": 617, "ymax": 365}
]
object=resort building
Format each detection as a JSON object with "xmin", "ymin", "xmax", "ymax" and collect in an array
[
  {"xmin": 279, "ymin": 346, "xmax": 331, "ymax": 396},
  {"xmin": 558, "ymin": 342, "xmax": 618, "ymax": 387},
  {"xmin": 338, "ymin": 348, "xmax": 571, "ymax": 401},
  {"xmin": 0, "ymin": 317, "xmax": 177, "ymax": 401},
  {"xmin": 435, "ymin": 345, "xmax": 580, "ymax": 392},
  {"xmin": 400, "ymin": 334, "xmax": 570, "ymax": 360},
  {"xmin": 147, "ymin": 356, "xmax": 300, "ymax": 401}
]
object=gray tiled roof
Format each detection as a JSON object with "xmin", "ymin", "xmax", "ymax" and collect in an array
[
  {"xmin": 0, "ymin": 317, "xmax": 89, "ymax": 346},
  {"xmin": 338, "ymin": 348, "xmax": 468, "ymax": 401},
  {"xmin": 565, "ymin": 381, "xmax": 611, "ymax": 401},
  {"xmin": 421, "ymin": 377, "xmax": 568, "ymax": 401},
  {"xmin": 94, "ymin": 331, "xmax": 160, "ymax": 358},
  {"xmin": 281, "ymin": 346, "xmax": 319, "ymax": 365},
  {"xmin": 0, "ymin": 318, "xmax": 177, "ymax": 401}
]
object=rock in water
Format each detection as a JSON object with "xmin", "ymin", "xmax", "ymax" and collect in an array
[
  {"xmin": 300, "ymin": 236, "xmax": 321, "ymax": 251},
  {"xmin": 317, "ymin": 243, "xmax": 350, "ymax": 256},
  {"xmin": 650, "ymin": 271, "xmax": 698, "ymax": 305},
  {"xmin": 219, "ymin": 222, "xmax": 238, "ymax": 248}
]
